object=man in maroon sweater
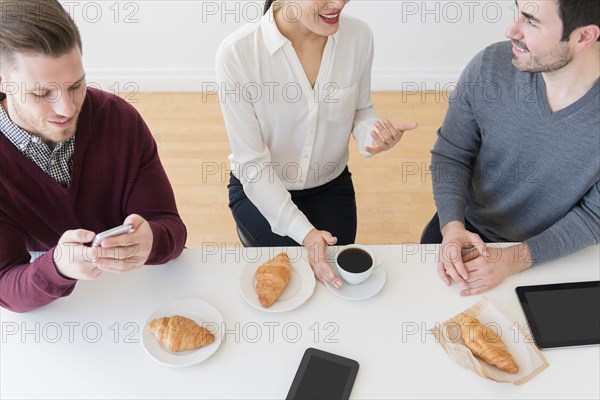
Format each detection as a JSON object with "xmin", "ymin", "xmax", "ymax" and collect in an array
[{"xmin": 0, "ymin": 0, "xmax": 187, "ymax": 312}]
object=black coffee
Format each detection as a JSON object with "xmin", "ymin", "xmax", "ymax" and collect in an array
[{"xmin": 337, "ymin": 248, "xmax": 372, "ymax": 273}]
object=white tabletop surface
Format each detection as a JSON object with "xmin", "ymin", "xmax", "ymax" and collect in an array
[{"xmin": 1, "ymin": 244, "xmax": 599, "ymax": 399}]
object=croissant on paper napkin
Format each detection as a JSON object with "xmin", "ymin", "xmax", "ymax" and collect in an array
[
  {"xmin": 147, "ymin": 315, "xmax": 215, "ymax": 352},
  {"xmin": 457, "ymin": 313, "xmax": 519, "ymax": 373},
  {"xmin": 255, "ymin": 253, "xmax": 292, "ymax": 307}
]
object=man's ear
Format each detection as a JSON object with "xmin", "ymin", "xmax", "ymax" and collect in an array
[{"xmin": 571, "ymin": 24, "xmax": 600, "ymax": 53}]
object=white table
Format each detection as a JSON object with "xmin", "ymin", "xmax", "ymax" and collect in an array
[{"xmin": 1, "ymin": 244, "xmax": 599, "ymax": 399}]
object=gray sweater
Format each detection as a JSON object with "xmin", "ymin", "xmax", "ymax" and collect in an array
[{"xmin": 431, "ymin": 41, "xmax": 600, "ymax": 265}]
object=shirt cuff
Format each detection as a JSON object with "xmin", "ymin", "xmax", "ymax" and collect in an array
[
  {"xmin": 524, "ymin": 232, "xmax": 562, "ymax": 266},
  {"xmin": 361, "ymin": 134, "xmax": 375, "ymax": 158},
  {"xmin": 147, "ymin": 220, "xmax": 163, "ymax": 264},
  {"xmin": 31, "ymin": 248, "xmax": 77, "ymax": 297},
  {"xmin": 287, "ymin": 215, "xmax": 315, "ymax": 246},
  {"xmin": 436, "ymin": 199, "xmax": 466, "ymax": 229},
  {"xmin": 353, "ymin": 118, "xmax": 377, "ymax": 158}
]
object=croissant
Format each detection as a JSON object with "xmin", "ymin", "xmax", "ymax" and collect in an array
[
  {"xmin": 147, "ymin": 315, "xmax": 215, "ymax": 352},
  {"xmin": 255, "ymin": 253, "xmax": 292, "ymax": 307},
  {"xmin": 457, "ymin": 313, "xmax": 519, "ymax": 373}
]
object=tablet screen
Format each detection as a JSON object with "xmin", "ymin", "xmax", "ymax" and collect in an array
[
  {"xmin": 517, "ymin": 281, "xmax": 600, "ymax": 349},
  {"xmin": 287, "ymin": 348, "xmax": 359, "ymax": 400},
  {"xmin": 294, "ymin": 356, "xmax": 352, "ymax": 399}
]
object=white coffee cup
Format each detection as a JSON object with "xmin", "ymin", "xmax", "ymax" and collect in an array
[{"xmin": 335, "ymin": 244, "xmax": 383, "ymax": 285}]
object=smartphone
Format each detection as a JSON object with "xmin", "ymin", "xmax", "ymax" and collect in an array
[
  {"xmin": 286, "ymin": 348, "xmax": 359, "ymax": 400},
  {"xmin": 91, "ymin": 224, "xmax": 133, "ymax": 247}
]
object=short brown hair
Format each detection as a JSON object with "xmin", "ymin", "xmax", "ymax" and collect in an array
[
  {"xmin": 557, "ymin": 0, "xmax": 600, "ymax": 42},
  {"xmin": 0, "ymin": 0, "xmax": 82, "ymax": 70}
]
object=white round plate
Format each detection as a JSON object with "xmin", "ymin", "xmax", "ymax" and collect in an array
[
  {"xmin": 142, "ymin": 298, "xmax": 223, "ymax": 367},
  {"xmin": 239, "ymin": 254, "xmax": 316, "ymax": 312},
  {"xmin": 324, "ymin": 265, "xmax": 387, "ymax": 300}
]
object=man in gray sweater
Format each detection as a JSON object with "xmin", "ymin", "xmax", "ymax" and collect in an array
[{"xmin": 423, "ymin": 0, "xmax": 599, "ymax": 295}]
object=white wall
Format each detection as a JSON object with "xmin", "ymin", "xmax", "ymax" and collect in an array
[{"xmin": 64, "ymin": 0, "xmax": 519, "ymax": 92}]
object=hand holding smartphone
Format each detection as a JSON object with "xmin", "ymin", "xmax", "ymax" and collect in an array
[{"xmin": 91, "ymin": 224, "xmax": 133, "ymax": 247}]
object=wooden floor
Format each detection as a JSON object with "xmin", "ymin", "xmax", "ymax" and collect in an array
[{"xmin": 131, "ymin": 92, "xmax": 449, "ymax": 248}]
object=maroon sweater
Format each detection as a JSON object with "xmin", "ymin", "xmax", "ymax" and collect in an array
[{"xmin": 0, "ymin": 88, "xmax": 187, "ymax": 312}]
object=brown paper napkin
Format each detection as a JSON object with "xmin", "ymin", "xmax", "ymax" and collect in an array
[{"xmin": 430, "ymin": 297, "xmax": 549, "ymax": 384}]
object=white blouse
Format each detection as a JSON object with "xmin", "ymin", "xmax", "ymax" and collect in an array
[{"xmin": 215, "ymin": 7, "xmax": 379, "ymax": 244}]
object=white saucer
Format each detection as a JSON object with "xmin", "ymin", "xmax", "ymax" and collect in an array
[
  {"xmin": 142, "ymin": 298, "xmax": 223, "ymax": 367},
  {"xmin": 239, "ymin": 252, "xmax": 316, "ymax": 312},
  {"xmin": 324, "ymin": 265, "xmax": 387, "ymax": 300}
]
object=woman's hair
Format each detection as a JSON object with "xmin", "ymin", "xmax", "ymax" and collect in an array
[{"xmin": 0, "ymin": 0, "xmax": 82, "ymax": 70}]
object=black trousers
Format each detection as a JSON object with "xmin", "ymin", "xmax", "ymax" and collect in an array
[
  {"xmin": 228, "ymin": 167, "xmax": 357, "ymax": 247},
  {"xmin": 420, "ymin": 213, "xmax": 492, "ymax": 244}
]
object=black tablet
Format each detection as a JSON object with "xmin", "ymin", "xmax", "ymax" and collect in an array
[
  {"xmin": 286, "ymin": 348, "xmax": 359, "ymax": 400},
  {"xmin": 516, "ymin": 281, "xmax": 600, "ymax": 349}
]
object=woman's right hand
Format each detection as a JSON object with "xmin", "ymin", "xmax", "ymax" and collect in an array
[{"xmin": 303, "ymin": 229, "xmax": 343, "ymax": 289}]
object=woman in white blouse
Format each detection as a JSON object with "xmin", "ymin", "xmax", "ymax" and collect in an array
[{"xmin": 216, "ymin": 0, "xmax": 417, "ymax": 288}]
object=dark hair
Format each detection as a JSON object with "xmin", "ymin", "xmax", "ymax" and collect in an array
[
  {"xmin": 0, "ymin": 0, "xmax": 82, "ymax": 69},
  {"xmin": 264, "ymin": 0, "xmax": 276, "ymax": 15},
  {"xmin": 557, "ymin": 0, "xmax": 600, "ymax": 41}
]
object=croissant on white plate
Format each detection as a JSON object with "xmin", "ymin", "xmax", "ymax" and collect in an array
[
  {"xmin": 147, "ymin": 315, "xmax": 214, "ymax": 352},
  {"xmin": 255, "ymin": 253, "xmax": 292, "ymax": 307}
]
